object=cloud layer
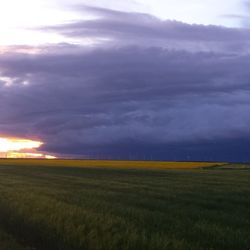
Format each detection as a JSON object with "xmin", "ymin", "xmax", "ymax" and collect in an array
[
  {"xmin": 1, "ymin": 6, "xmax": 250, "ymax": 161},
  {"xmin": 44, "ymin": 6, "xmax": 250, "ymax": 53}
]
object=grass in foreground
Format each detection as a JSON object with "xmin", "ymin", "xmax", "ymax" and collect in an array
[{"xmin": 0, "ymin": 160, "xmax": 249, "ymax": 250}]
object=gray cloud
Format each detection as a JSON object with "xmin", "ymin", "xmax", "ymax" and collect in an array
[
  {"xmin": 1, "ymin": 6, "xmax": 250, "ymax": 160},
  {"xmin": 42, "ymin": 5, "xmax": 250, "ymax": 53},
  {"xmin": 0, "ymin": 45, "xmax": 250, "ymax": 160}
]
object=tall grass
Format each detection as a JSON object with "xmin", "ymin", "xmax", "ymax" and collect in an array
[{"xmin": 0, "ymin": 162, "xmax": 249, "ymax": 250}]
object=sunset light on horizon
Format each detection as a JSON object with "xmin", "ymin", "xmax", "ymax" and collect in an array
[
  {"xmin": 0, "ymin": 137, "xmax": 42, "ymax": 152},
  {"xmin": 0, "ymin": 137, "xmax": 56, "ymax": 159}
]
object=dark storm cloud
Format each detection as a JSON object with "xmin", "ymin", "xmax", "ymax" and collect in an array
[
  {"xmin": 43, "ymin": 6, "xmax": 250, "ymax": 53},
  {"xmin": 1, "ymin": 6, "xmax": 250, "ymax": 161},
  {"xmin": 1, "ymin": 45, "xmax": 250, "ymax": 160}
]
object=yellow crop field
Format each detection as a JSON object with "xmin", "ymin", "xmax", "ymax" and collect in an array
[{"xmin": 0, "ymin": 159, "xmax": 226, "ymax": 170}]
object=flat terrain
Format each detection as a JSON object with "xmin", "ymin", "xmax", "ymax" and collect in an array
[
  {"xmin": 0, "ymin": 159, "xmax": 224, "ymax": 170},
  {"xmin": 0, "ymin": 160, "xmax": 249, "ymax": 250}
]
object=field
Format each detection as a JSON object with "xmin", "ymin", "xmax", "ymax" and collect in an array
[
  {"xmin": 0, "ymin": 160, "xmax": 249, "ymax": 250},
  {"xmin": 0, "ymin": 159, "xmax": 225, "ymax": 170}
]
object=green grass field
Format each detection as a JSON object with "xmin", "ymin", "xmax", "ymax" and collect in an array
[{"xmin": 0, "ymin": 160, "xmax": 249, "ymax": 250}]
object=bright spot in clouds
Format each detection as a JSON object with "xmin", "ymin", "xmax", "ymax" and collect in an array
[
  {"xmin": 0, "ymin": 137, "xmax": 42, "ymax": 152},
  {"xmin": 0, "ymin": 137, "xmax": 57, "ymax": 158}
]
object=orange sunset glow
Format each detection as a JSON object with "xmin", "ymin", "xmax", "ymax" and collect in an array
[{"xmin": 0, "ymin": 137, "xmax": 56, "ymax": 159}]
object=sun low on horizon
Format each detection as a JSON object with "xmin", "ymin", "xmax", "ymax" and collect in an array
[{"xmin": 0, "ymin": 136, "xmax": 57, "ymax": 159}]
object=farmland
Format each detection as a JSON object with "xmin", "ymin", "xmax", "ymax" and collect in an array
[
  {"xmin": 0, "ymin": 159, "xmax": 224, "ymax": 170},
  {"xmin": 0, "ymin": 160, "xmax": 249, "ymax": 250}
]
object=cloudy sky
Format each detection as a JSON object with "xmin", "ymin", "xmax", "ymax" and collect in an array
[{"xmin": 0, "ymin": 0, "xmax": 250, "ymax": 161}]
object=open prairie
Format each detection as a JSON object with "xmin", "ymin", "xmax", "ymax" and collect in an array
[
  {"xmin": 0, "ymin": 159, "xmax": 224, "ymax": 170},
  {"xmin": 0, "ymin": 160, "xmax": 249, "ymax": 250}
]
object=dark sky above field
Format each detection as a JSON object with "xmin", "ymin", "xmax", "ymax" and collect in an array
[{"xmin": 1, "ymin": 0, "xmax": 250, "ymax": 161}]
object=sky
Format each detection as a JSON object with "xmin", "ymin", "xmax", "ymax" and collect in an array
[{"xmin": 0, "ymin": 0, "xmax": 250, "ymax": 161}]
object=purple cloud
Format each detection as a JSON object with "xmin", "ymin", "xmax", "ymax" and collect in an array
[
  {"xmin": 1, "ymin": 6, "xmax": 250, "ymax": 161},
  {"xmin": 42, "ymin": 6, "xmax": 250, "ymax": 53}
]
